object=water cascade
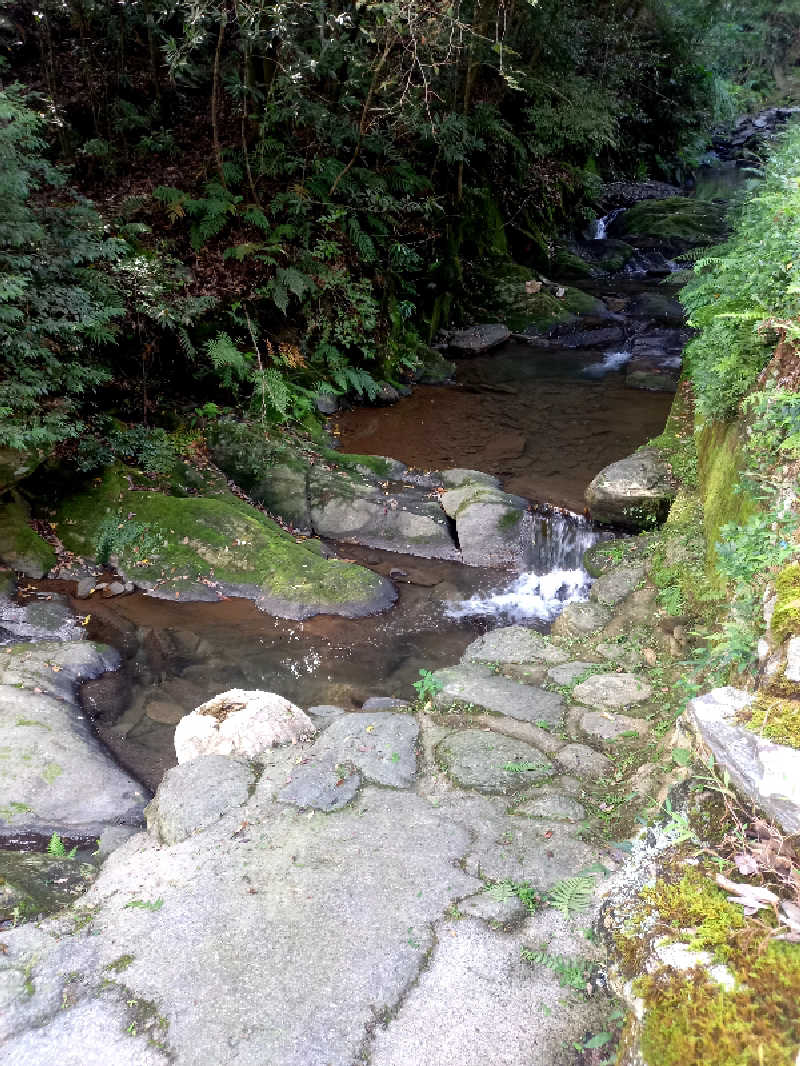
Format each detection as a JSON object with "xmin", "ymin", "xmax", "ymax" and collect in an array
[{"xmin": 446, "ymin": 506, "xmax": 608, "ymax": 623}]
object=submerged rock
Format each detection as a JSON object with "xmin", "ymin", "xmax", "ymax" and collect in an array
[
  {"xmin": 585, "ymin": 447, "xmax": 676, "ymax": 529},
  {"xmin": 174, "ymin": 689, "xmax": 315, "ymax": 764}
]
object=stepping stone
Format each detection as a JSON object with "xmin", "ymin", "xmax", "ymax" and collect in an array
[
  {"xmin": 312, "ymin": 712, "xmax": 418, "ymax": 788},
  {"xmin": 433, "ymin": 665, "xmax": 564, "ymax": 728},
  {"xmin": 546, "ymin": 661, "xmax": 595, "ymax": 686},
  {"xmin": 589, "ymin": 563, "xmax": 646, "ymax": 606},
  {"xmin": 551, "ymin": 601, "xmax": 611, "ymax": 637},
  {"xmin": 462, "ymin": 626, "xmax": 568, "ymax": 666},
  {"xmin": 279, "ymin": 756, "xmax": 361, "ymax": 812},
  {"xmin": 555, "ymin": 743, "xmax": 612, "ymax": 781},
  {"xmin": 361, "ymin": 696, "xmax": 410, "ymax": 711},
  {"xmin": 146, "ymin": 755, "xmax": 254, "ymax": 845},
  {"xmin": 437, "ymin": 730, "xmax": 554, "ymax": 794},
  {"xmin": 572, "ymin": 672, "xmax": 652, "ymax": 708},
  {"xmin": 513, "ymin": 791, "xmax": 586, "ymax": 822},
  {"xmin": 465, "ymin": 820, "xmax": 598, "ymax": 888},
  {"xmin": 579, "ymin": 710, "xmax": 650, "ymax": 742}
]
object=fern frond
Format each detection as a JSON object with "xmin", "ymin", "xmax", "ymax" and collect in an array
[{"xmin": 547, "ymin": 875, "xmax": 596, "ymax": 917}]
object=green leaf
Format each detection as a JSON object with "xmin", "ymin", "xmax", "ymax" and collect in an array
[{"xmin": 671, "ymin": 747, "xmax": 692, "ymax": 767}]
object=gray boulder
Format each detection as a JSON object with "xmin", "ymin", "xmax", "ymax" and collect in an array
[
  {"xmin": 438, "ymin": 729, "xmax": 553, "ymax": 793},
  {"xmin": 572, "ymin": 672, "xmax": 653, "ymax": 709},
  {"xmin": 0, "ymin": 642, "xmax": 147, "ymax": 842},
  {"xmin": 550, "ymin": 601, "xmax": 611, "ymax": 637},
  {"xmin": 309, "ymin": 468, "xmax": 459, "ymax": 560},
  {"xmin": 439, "ymin": 480, "xmax": 533, "ymax": 569},
  {"xmin": 146, "ymin": 755, "xmax": 255, "ymax": 844},
  {"xmin": 310, "ymin": 712, "xmax": 418, "ymax": 788},
  {"xmin": 585, "ymin": 447, "xmax": 676, "ymax": 529},
  {"xmin": 462, "ymin": 626, "xmax": 568, "ymax": 666},
  {"xmin": 589, "ymin": 563, "xmax": 646, "ymax": 606},
  {"xmin": 433, "ymin": 664, "xmax": 564, "ymax": 728}
]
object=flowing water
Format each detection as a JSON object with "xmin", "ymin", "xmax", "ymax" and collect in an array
[{"xmin": 32, "ymin": 273, "xmax": 676, "ymax": 788}]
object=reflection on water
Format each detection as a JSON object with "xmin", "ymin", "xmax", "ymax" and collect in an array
[{"xmin": 582, "ymin": 349, "xmax": 633, "ymax": 378}]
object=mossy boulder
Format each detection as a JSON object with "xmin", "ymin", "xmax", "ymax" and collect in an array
[
  {"xmin": 0, "ymin": 493, "xmax": 56, "ymax": 578},
  {"xmin": 414, "ymin": 346, "xmax": 456, "ymax": 384},
  {"xmin": 609, "ymin": 197, "xmax": 727, "ymax": 246},
  {"xmin": 552, "ymin": 239, "xmax": 635, "ymax": 280},
  {"xmin": 55, "ymin": 466, "xmax": 395, "ymax": 620},
  {"xmin": 585, "ymin": 448, "xmax": 677, "ymax": 530},
  {"xmin": 0, "ymin": 447, "xmax": 46, "ymax": 492},
  {"xmin": 473, "ymin": 261, "xmax": 605, "ymax": 334}
]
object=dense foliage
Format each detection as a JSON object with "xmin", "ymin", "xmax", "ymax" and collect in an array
[
  {"xmin": 681, "ymin": 124, "xmax": 800, "ymax": 420},
  {"xmin": 0, "ymin": 0, "xmax": 796, "ymax": 446}
]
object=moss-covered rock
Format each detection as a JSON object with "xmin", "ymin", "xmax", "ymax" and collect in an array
[
  {"xmin": 55, "ymin": 466, "xmax": 394, "ymax": 620},
  {"xmin": 471, "ymin": 261, "xmax": 605, "ymax": 333},
  {"xmin": 772, "ymin": 563, "xmax": 800, "ymax": 643},
  {"xmin": 0, "ymin": 447, "xmax": 46, "ymax": 492},
  {"xmin": 741, "ymin": 694, "xmax": 800, "ymax": 750},
  {"xmin": 610, "ymin": 197, "xmax": 727, "ymax": 245},
  {"xmin": 0, "ymin": 493, "xmax": 56, "ymax": 578},
  {"xmin": 696, "ymin": 421, "xmax": 757, "ymax": 585}
]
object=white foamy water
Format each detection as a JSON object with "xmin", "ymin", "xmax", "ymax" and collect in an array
[
  {"xmin": 446, "ymin": 507, "xmax": 607, "ymax": 623},
  {"xmin": 583, "ymin": 349, "xmax": 632, "ymax": 378},
  {"xmin": 446, "ymin": 567, "xmax": 591, "ymax": 623}
]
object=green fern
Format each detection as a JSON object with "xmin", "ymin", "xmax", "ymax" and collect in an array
[
  {"xmin": 205, "ymin": 332, "xmax": 251, "ymax": 388},
  {"xmin": 547, "ymin": 875, "xmax": 596, "ymax": 917}
]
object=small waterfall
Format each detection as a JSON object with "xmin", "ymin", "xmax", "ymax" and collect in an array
[
  {"xmin": 583, "ymin": 349, "xmax": 632, "ymax": 378},
  {"xmin": 588, "ymin": 207, "xmax": 626, "ymax": 240},
  {"xmin": 446, "ymin": 506, "xmax": 609, "ymax": 623}
]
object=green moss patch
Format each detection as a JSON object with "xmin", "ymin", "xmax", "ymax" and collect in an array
[
  {"xmin": 741, "ymin": 695, "xmax": 800, "ymax": 750},
  {"xmin": 637, "ymin": 941, "xmax": 800, "ymax": 1066},
  {"xmin": 0, "ymin": 493, "xmax": 56, "ymax": 578},
  {"xmin": 614, "ymin": 197, "xmax": 727, "ymax": 244},
  {"xmin": 696, "ymin": 420, "xmax": 757, "ymax": 585},
  {"xmin": 772, "ymin": 563, "xmax": 800, "ymax": 643},
  {"xmin": 616, "ymin": 868, "xmax": 800, "ymax": 1066},
  {"xmin": 55, "ymin": 466, "xmax": 392, "ymax": 619}
]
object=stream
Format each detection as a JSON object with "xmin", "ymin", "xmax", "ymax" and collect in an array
[{"xmin": 29, "ymin": 217, "xmax": 714, "ymax": 790}]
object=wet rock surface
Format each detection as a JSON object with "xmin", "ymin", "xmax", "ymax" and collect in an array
[{"xmin": 585, "ymin": 447, "xmax": 677, "ymax": 529}]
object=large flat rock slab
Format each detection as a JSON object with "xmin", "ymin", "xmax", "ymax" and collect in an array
[
  {"xmin": 438, "ymin": 729, "xmax": 554, "ymax": 794},
  {"xmin": 0, "ymin": 642, "xmax": 147, "ymax": 842},
  {"xmin": 686, "ymin": 687, "xmax": 800, "ymax": 834},
  {"xmin": 433, "ymin": 665, "xmax": 564, "ymax": 727},
  {"xmin": 1, "ymin": 788, "xmax": 479, "ymax": 1066},
  {"xmin": 447, "ymin": 323, "xmax": 511, "ymax": 354},
  {"xmin": 464, "ymin": 819, "xmax": 598, "ymax": 888},
  {"xmin": 370, "ymin": 916, "xmax": 610, "ymax": 1066}
]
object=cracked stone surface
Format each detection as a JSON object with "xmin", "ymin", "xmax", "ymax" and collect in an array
[
  {"xmin": 464, "ymin": 819, "xmax": 598, "ymax": 887},
  {"xmin": 370, "ymin": 915, "xmax": 611, "ymax": 1066},
  {"xmin": 572, "ymin": 672, "xmax": 652, "ymax": 709},
  {"xmin": 1, "ymin": 788, "xmax": 479, "ymax": 1066},
  {"xmin": 512, "ymin": 790, "xmax": 587, "ymax": 822},
  {"xmin": 432, "ymin": 665, "xmax": 564, "ymax": 727},
  {"xmin": 438, "ymin": 729, "xmax": 554, "ymax": 793}
]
